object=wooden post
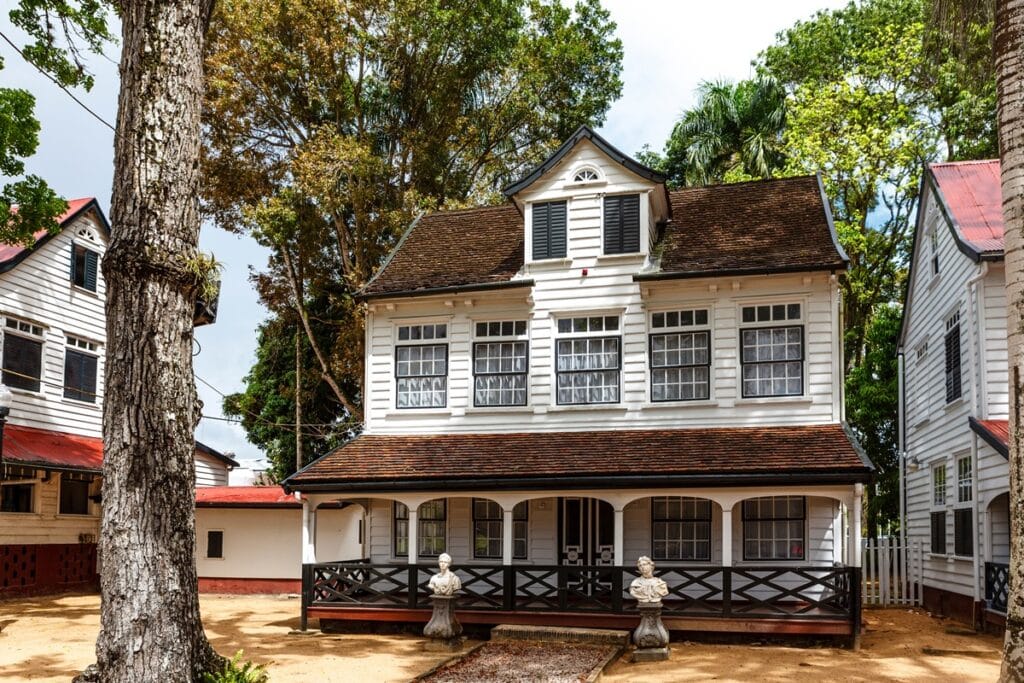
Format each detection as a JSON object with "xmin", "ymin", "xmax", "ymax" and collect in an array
[
  {"xmin": 721, "ymin": 506, "xmax": 733, "ymax": 566},
  {"xmin": 407, "ymin": 506, "xmax": 418, "ymax": 565},
  {"xmin": 852, "ymin": 484, "xmax": 863, "ymax": 568},
  {"xmin": 502, "ymin": 507, "xmax": 514, "ymax": 566},
  {"xmin": 613, "ymin": 507, "xmax": 624, "ymax": 566},
  {"xmin": 301, "ymin": 499, "xmax": 316, "ymax": 564}
]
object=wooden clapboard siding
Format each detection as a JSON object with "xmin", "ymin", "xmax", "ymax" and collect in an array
[
  {"xmin": 0, "ymin": 212, "xmax": 106, "ymax": 438},
  {"xmin": 982, "ymin": 264, "xmax": 1008, "ymax": 419},
  {"xmin": 194, "ymin": 450, "xmax": 231, "ymax": 487},
  {"xmin": 0, "ymin": 472, "xmax": 100, "ymax": 545}
]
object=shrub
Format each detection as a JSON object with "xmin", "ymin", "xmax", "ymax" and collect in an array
[{"xmin": 201, "ymin": 651, "xmax": 269, "ymax": 683}]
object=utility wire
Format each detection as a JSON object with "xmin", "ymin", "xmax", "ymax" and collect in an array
[
  {"xmin": 0, "ymin": 29, "xmax": 116, "ymax": 132},
  {"xmin": 195, "ymin": 373, "xmax": 346, "ymax": 431}
]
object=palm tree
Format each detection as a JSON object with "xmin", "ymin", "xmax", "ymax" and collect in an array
[
  {"xmin": 931, "ymin": 0, "xmax": 1024, "ymax": 678},
  {"xmin": 660, "ymin": 76, "xmax": 787, "ymax": 187}
]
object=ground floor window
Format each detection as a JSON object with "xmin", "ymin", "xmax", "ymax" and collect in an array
[
  {"xmin": 930, "ymin": 511, "xmax": 947, "ymax": 554},
  {"xmin": 394, "ymin": 500, "xmax": 448, "ymax": 557},
  {"xmin": 0, "ymin": 482, "xmax": 33, "ymax": 513},
  {"xmin": 472, "ymin": 499, "xmax": 528, "ymax": 559},
  {"xmin": 954, "ymin": 508, "xmax": 973, "ymax": 557},
  {"xmin": 651, "ymin": 497, "xmax": 712, "ymax": 561},
  {"xmin": 59, "ymin": 473, "xmax": 92, "ymax": 515},
  {"xmin": 206, "ymin": 530, "xmax": 224, "ymax": 559},
  {"xmin": 742, "ymin": 496, "xmax": 805, "ymax": 561}
]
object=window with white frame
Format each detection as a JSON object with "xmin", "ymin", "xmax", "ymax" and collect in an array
[
  {"xmin": 64, "ymin": 336, "xmax": 99, "ymax": 403},
  {"xmin": 742, "ymin": 496, "xmax": 805, "ymax": 561},
  {"xmin": 473, "ymin": 321, "xmax": 528, "ymax": 407},
  {"xmin": 472, "ymin": 499, "xmax": 528, "ymax": 559},
  {"xmin": 395, "ymin": 323, "xmax": 448, "ymax": 408},
  {"xmin": 0, "ymin": 465, "xmax": 36, "ymax": 513},
  {"xmin": 2, "ymin": 317, "xmax": 44, "ymax": 393},
  {"xmin": 394, "ymin": 500, "xmax": 447, "ymax": 558},
  {"xmin": 555, "ymin": 315, "xmax": 620, "ymax": 405},
  {"xmin": 572, "ymin": 167, "xmax": 601, "ymax": 183},
  {"xmin": 944, "ymin": 311, "xmax": 962, "ymax": 403},
  {"xmin": 652, "ymin": 497, "xmax": 712, "ymax": 561},
  {"xmin": 931, "ymin": 463, "xmax": 947, "ymax": 554},
  {"xmin": 739, "ymin": 303, "xmax": 803, "ymax": 398},
  {"xmin": 929, "ymin": 228, "xmax": 939, "ymax": 276},
  {"xmin": 650, "ymin": 309, "xmax": 711, "ymax": 402},
  {"xmin": 954, "ymin": 455, "xmax": 973, "ymax": 556}
]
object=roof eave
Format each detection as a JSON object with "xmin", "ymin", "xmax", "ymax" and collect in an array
[
  {"xmin": 969, "ymin": 416, "xmax": 1009, "ymax": 459},
  {"xmin": 0, "ymin": 198, "xmax": 109, "ymax": 275},
  {"xmin": 634, "ymin": 263, "xmax": 845, "ymax": 283},
  {"xmin": 357, "ymin": 279, "xmax": 534, "ymax": 302}
]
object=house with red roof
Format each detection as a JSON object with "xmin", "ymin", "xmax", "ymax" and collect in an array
[
  {"xmin": 282, "ymin": 127, "xmax": 872, "ymax": 642},
  {"xmin": 0, "ymin": 199, "xmax": 234, "ymax": 598},
  {"xmin": 898, "ymin": 159, "xmax": 1009, "ymax": 631}
]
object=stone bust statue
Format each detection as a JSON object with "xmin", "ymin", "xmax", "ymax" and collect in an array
[
  {"xmin": 428, "ymin": 552, "xmax": 462, "ymax": 596},
  {"xmin": 629, "ymin": 556, "xmax": 669, "ymax": 603}
]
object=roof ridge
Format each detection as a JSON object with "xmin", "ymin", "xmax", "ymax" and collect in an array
[
  {"xmin": 423, "ymin": 202, "xmax": 516, "ymax": 217},
  {"xmin": 668, "ymin": 174, "xmax": 818, "ymax": 194},
  {"xmin": 930, "ymin": 159, "xmax": 999, "ymax": 168}
]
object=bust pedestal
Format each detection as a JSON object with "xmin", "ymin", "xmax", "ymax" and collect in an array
[
  {"xmin": 423, "ymin": 594, "xmax": 464, "ymax": 651},
  {"xmin": 632, "ymin": 600, "xmax": 670, "ymax": 662}
]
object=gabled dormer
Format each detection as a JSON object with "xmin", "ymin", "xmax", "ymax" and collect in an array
[{"xmin": 503, "ymin": 126, "xmax": 671, "ymax": 265}]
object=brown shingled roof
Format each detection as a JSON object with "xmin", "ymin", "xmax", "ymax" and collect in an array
[
  {"xmin": 286, "ymin": 424, "xmax": 872, "ymax": 492},
  {"xmin": 359, "ymin": 176, "xmax": 847, "ymax": 299},
  {"xmin": 649, "ymin": 175, "xmax": 847, "ymax": 279}
]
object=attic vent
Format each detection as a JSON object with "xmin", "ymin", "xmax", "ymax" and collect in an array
[
  {"xmin": 75, "ymin": 227, "xmax": 99, "ymax": 243},
  {"xmin": 572, "ymin": 167, "xmax": 601, "ymax": 183}
]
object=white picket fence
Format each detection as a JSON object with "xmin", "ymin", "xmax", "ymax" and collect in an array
[{"xmin": 861, "ymin": 537, "xmax": 923, "ymax": 606}]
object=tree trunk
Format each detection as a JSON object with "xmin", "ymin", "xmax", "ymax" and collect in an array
[
  {"xmin": 91, "ymin": 0, "xmax": 220, "ymax": 680},
  {"xmin": 999, "ymin": 0, "xmax": 1024, "ymax": 679}
]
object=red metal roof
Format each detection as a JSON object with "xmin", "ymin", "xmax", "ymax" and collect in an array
[
  {"xmin": 2, "ymin": 424, "xmax": 103, "ymax": 472},
  {"xmin": 969, "ymin": 417, "xmax": 1009, "ymax": 458},
  {"xmin": 930, "ymin": 160, "xmax": 1003, "ymax": 254},
  {"xmin": 0, "ymin": 198, "xmax": 96, "ymax": 263},
  {"xmin": 195, "ymin": 486, "xmax": 300, "ymax": 508}
]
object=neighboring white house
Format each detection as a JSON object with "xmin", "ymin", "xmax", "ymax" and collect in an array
[
  {"xmin": 195, "ymin": 486, "xmax": 362, "ymax": 593},
  {"xmin": 0, "ymin": 199, "xmax": 231, "ymax": 598},
  {"xmin": 898, "ymin": 159, "xmax": 1008, "ymax": 631},
  {"xmin": 284, "ymin": 127, "xmax": 873, "ymax": 641}
]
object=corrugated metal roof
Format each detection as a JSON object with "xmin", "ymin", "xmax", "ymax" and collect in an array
[
  {"xmin": 195, "ymin": 485, "xmax": 300, "ymax": 507},
  {"xmin": 2, "ymin": 424, "xmax": 104, "ymax": 472},
  {"xmin": 0, "ymin": 198, "xmax": 96, "ymax": 263},
  {"xmin": 930, "ymin": 160, "xmax": 1003, "ymax": 254}
]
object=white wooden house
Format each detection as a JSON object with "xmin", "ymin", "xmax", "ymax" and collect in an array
[
  {"xmin": 284, "ymin": 127, "xmax": 872, "ymax": 641},
  {"xmin": 0, "ymin": 199, "xmax": 233, "ymax": 597},
  {"xmin": 898, "ymin": 160, "xmax": 1009, "ymax": 631}
]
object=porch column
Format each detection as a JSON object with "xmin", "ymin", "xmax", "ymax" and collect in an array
[
  {"xmin": 983, "ymin": 506, "xmax": 993, "ymax": 563},
  {"xmin": 721, "ymin": 506, "xmax": 733, "ymax": 566},
  {"xmin": 833, "ymin": 502, "xmax": 844, "ymax": 565},
  {"xmin": 613, "ymin": 506, "xmax": 624, "ymax": 566},
  {"xmin": 852, "ymin": 484, "xmax": 863, "ymax": 567},
  {"xmin": 407, "ymin": 505, "xmax": 418, "ymax": 564},
  {"xmin": 502, "ymin": 507, "xmax": 514, "ymax": 565},
  {"xmin": 301, "ymin": 499, "xmax": 316, "ymax": 564}
]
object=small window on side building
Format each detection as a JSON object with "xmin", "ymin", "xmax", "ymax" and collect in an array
[{"xmin": 206, "ymin": 530, "xmax": 224, "ymax": 559}]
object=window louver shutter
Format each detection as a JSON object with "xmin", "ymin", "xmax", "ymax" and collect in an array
[
  {"xmin": 70, "ymin": 244, "xmax": 78, "ymax": 283},
  {"xmin": 603, "ymin": 194, "xmax": 641, "ymax": 254},
  {"xmin": 84, "ymin": 250, "xmax": 98, "ymax": 291},
  {"xmin": 532, "ymin": 201, "xmax": 567, "ymax": 260},
  {"xmin": 944, "ymin": 326, "xmax": 961, "ymax": 402}
]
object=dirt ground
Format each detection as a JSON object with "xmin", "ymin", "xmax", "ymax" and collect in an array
[{"xmin": 0, "ymin": 594, "xmax": 1004, "ymax": 682}]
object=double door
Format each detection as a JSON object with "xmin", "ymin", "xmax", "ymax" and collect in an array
[{"xmin": 559, "ymin": 497, "xmax": 614, "ymax": 566}]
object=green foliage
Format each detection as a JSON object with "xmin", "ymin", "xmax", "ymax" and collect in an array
[
  {"xmin": 205, "ymin": 0, "xmax": 624, "ymax": 475},
  {"xmin": 846, "ymin": 303, "xmax": 902, "ymax": 537},
  {"xmin": 643, "ymin": 77, "xmax": 787, "ymax": 188},
  {"xmin": 2, "ymin": 1, "xmax": 112, "ymax": 241},
  {"xmin": 201, "ymin": 651, "xmax": 268, "ymax": 683}
]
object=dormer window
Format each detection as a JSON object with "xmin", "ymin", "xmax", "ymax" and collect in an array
[
  {"xmin": 531, "ymin": 201, "xmax": 567, "ymax": 260},
  {"xmin": 603, "ymin": 194, "xmax": 641, "ymax": 254},
  {"xmin": 572, "ymin": 167, "xmax": 602, "ymax": 183}
]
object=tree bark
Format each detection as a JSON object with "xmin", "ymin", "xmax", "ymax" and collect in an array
[
  {"xmin": 91, "ymin": 0, "xmax": 221, "ymax": 680},
  {"xmin": 999, "ymin": 0, "xmax": 1024, "ymax": 679}
]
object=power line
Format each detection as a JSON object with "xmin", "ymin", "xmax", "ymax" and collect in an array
[
  {"xmin": 0, "ymin": 29, "xmax": 116, "ymax": 132},
  {"xmin": 195, "ymin": 373, "xmax": 346, "ymax": 431}
]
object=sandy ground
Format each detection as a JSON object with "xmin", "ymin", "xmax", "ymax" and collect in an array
[{"xmin": 0, "ymin": 593, "xmax": 1004, "ymax": 682}]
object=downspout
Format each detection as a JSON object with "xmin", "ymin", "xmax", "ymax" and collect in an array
[
  {"xmin": 971, "ymin": 432, "xmax": 982, "ymax": 607},
  {"xmin": 966, "ymin": 263, "xmax": 990, "ymax": 419},
  {"xmin": 898, "ymin": 350, "xmax": 907, "ymax": 562}
]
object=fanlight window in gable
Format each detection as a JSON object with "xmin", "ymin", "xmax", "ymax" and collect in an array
[{"xmin": 572, "ymin": 167, "xmax": 602, "ymax": 183}]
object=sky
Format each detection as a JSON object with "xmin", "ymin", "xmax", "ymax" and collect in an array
[{"xmin": 0, "ymin": 0, "xmax": 847, "ymax": 467}]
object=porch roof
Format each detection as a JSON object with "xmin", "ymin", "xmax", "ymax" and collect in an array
[
  {"xmin": 970, "ymin": 416, "xmax": 1009, "ymax": 459},
  {"xmin": 285, "ymin": 423, "xmax": 873, "ymax": 493}
]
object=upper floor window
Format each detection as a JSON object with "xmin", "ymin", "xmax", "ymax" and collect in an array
[
  {"xmin": 2, "ymin": 318, "xmax": 44, "ymax": 393},
  {"xmin": 555, "ymin": 315, "xmax": 620, "ymax": 405},
  {"xmin": 739, "ymin": 303, "xmax": 803, "ymax": 398},
  {"xmin": 603, "ymin": 194, "xmax": 641, "ymax": 255},
  {"xmin": 473, "ymin": 321, "xmax": 528, "ymax": 407},
  {"xmin": 929, "ymin": 228, "xmax": 939, "ymax": 276},
  {"xmin": 395, "ymin": 323, "xmax": 447, "ymax": 409},
  {"xmin": 572, "ymin": 167, "xmax": 601, "ymax": 183},
  {"xmin": 71, "ymin": 244, "xmax": 99, "ymax": 292},
  {"xmin": 944, "ymin": 311, "xmax": 962, "ymax": 403},
  {"xmin": 64, "ymin": 336, "xmax": 99, "ymax": 403},
  {"xmin": 650, "ymin": 309, "xmax": 711, "ymax": 402},
  {"xmin": 531, "ymin": 201, "xmax": 567, "ymax": 260}
]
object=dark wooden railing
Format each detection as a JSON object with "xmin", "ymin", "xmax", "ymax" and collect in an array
[
  {"xmin": 300, "ymin": 561, "xmax": 861, "ymax": 631},
  {"xmin": 986, "ymin": 561, "xmax": 1009, "ymax": 614}
]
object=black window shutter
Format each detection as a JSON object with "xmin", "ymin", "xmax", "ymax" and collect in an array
[
  {"xmin": 3, "ymin": 335, "xmax": 42, "ymax": 392},
  {"xmin": 64, "ymin": 349, "xmax": 98, "ymax": 402},
  {"xmin": 954, "ymin": 508, "xmax": 973, "ymax": 556},
  {"xmin": 930, "ymin": 511, "xmax": 946, "ymax": 554},
  {"xmin": 604, "ymin": 194, "xmax": 641, "ymax": 254},
  {"xmin": 532, "ymin": 201, "xmax": 566, "ymax": 260},
  {"xmin": 945, "ymin": 325, "xmax": 961, "ymax": 402},
  {"xmin": 70, "ymin": 244, "xmax": 78, "ymax": 283},
  {"xmin": 84, "ymin": 250, "xmax": 98, "ymax": 291}
]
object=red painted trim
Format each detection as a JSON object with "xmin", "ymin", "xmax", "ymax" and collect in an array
[
  {"xmin": 922, "ymin": 585, "xmax": 984, "ymax": 628},
  {"xmin": 198, "ymin": 577, "xmax": 301, "ymax": 594}
]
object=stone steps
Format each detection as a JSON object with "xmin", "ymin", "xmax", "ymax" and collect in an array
[{"xmin": 490, "ymin": 624, "xmax": 630, "ymax": 647}]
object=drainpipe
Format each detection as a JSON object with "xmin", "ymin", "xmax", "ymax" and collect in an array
[
  {"xmin": 971, "ymin": 433, "xmax": 982, "ymax": 608},
  {"xmin": 966, "ymin": 263, "xmax": 990, "ymax": 419},
  {"xmin": 897, "ymin": 351, "xmax": 907, "ymax": 568}
]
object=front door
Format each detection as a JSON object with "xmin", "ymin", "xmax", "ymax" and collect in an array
[{"xmin": 559, "ymin": 497, "xmax": 614, "ymax": 566}]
